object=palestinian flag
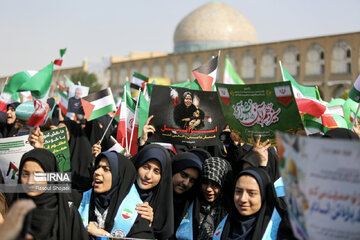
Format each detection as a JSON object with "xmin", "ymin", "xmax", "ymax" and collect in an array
[
  {"xmin": 57, "ymin": 84, "xmax": 68, "ymax": 115},
  {"xmin": 349, "ymin": 74, "xmax": 360, "ymax": 103},
  {"xmin": 6, "ymin": 162, "xmax": 19, "ymax": 180},
  {"xmin": 131, "ymin": 72, "xmax": 148, "ymax": 90},
  {"xmin": 192, "ymin": 55, "xmax": 218, "ymax": 91},
  {"xmin": 81, "ymin": 88, "xmax": 116, "ymax": 121},
  {"xmin": 223, "ymin": 56, "xmax": 244, "ymax": 84},
  {"xmin": 54, "ymin": 48, "xmax": 67, "ymax": 66},
  {"xmin": 27, "ymin": 99, "xmax": 50, "ymax": 127},
  {"xmin": 280, "ymin": 62, "xmax": 326, "ymax": 118},
  {"xmin": 121, "ymin": 208, "xmax": 133, "ymax": 220}
]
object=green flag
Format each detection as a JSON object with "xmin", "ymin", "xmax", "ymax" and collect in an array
[
  {"xmin": 18, "ymin": 62, "xmax": 54, "ymax": 99},
  {"xmin": 137, "ymin": 91, "xmax": 150, "ymax": 138},
  {"xmin": 223, "ymin": 56, "xmax": 244, "ymax": 84},
  {"xmin": 3, "ymin": 71, "xmax": 38, "ymax": 100}
]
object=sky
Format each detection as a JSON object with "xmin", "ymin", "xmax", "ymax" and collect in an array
[{"xmin": 1, "ymin": 0, "xmax": 359, "ymax": 77}]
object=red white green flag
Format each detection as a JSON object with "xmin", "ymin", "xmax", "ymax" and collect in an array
[
  {"xmin": 280, "ymin": 62, "xmax": 326, "ymax": 118},
  {"xmin": 223, "ymin": 56, "xmax": 244, "ymax": 84},
  {"xmin": 57, "ymin": 83, "xmax": 68, "ymax": 115},
  {"xmin": 116, "ymin": 82, "xmax": 138, "ymax": 156},
  {"xmin": 54, "ymin": 48, "xmax": 67, "ymax": 66}
]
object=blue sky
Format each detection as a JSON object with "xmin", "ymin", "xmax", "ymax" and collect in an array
[{"xmin": 1, "ymin": 0, "xmax": 359, "ymax": 77}]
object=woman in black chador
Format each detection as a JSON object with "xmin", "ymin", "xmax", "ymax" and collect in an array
[{"xmin": 173, "ymin": 92, "xmax": 204, "ymax": 130}]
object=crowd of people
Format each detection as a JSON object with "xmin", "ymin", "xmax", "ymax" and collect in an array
[{"xmin": 0, "ymin": 91, "xmax": 359, "ymax": 240}]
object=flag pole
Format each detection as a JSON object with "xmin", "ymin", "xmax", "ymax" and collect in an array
[
  {"xmin": 351, "ymin": 103, "xmax": 360, "ymax": 130},
  {"xmin": 123, "ymin": 84, "xmax": 129, "ymax": 154},
  {"xmin": 128, "ymin": 87, "xmax": 141, "ymax": 154},
  {"xmin": 99, "ymin": 113, "xmax": 116, "ymax": 144},
  {"xmin": 279, "ymin": 61, "xmax": 285, "ymax": 81}
]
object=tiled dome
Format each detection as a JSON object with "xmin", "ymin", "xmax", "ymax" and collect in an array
[{"xmin": 174, "ymin": 1, "xmax": 258, "ymax": 53}]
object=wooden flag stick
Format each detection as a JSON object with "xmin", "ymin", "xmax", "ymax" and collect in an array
[{"xmin": 99, "ymin": 113, "xmax": 116, "ymax": 144}]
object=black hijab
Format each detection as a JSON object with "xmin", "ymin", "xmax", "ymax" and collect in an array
[
  {"xmin": 195, "ymin": 157, "xmax": 232, "ymax": 240},
  {"xmin": 220, "ymin": 167, "xmax": 277, "ymax": 240},
  {"xmin": 61, "ymin": 120, "xmax": 94, "ymax": 191},
  {"xmin": 323, "ymin": 128, "xmax": 359, "ymax": 140},
  {"xmin": 130, "ymin": 144, "xmax": 174, "ymax": 240},
  {"xmin": 173, "ymin": 92, "xmax": 198, "ymax": 129},
  {"xmin": 0, "ymin": 102, "xmax": 20, "ymax": 138},
  {"xmin": 92, "ymin": 151, "xmax": 120, "ymax": 215},
  {"xmin": 89, "ymin": 151, "xmax": 138, "ymax": 233},
  {"xmin": 17, "ymin": 148, "xmax": 87, "ymax": 240},
  {"xmin": 172, "ymin": 152, "xmax": 203, "ymax": 230},
  {"xmin": 84, "ymin": 115, "xmax": 115, "ymax": 152}
]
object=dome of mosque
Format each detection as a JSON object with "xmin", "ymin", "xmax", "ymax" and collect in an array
[{"xmin": 173, "ymin": 1, "xmax": 258, "ymax": 53}]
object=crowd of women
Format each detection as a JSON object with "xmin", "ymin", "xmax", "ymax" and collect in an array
[{"xmin": 0, "ymin": 94, "xmax": 359, "ymax": 240}]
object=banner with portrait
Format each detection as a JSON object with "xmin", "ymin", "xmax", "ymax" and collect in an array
[
  {"xmin": 148, "ymin": 85, "xmax": 226, "ymax": 146},
  {"xmin": 216, "ymin": 81, "xmax": 305, "ymax": 146},
  {"xmin": 276, "ymin": 132, "xmax": 360, "ymax": 240}
]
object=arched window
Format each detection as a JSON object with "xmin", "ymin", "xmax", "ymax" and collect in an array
[
  {"xmin": 119, "ymin": 66, "xmax": 127, "ymax": 86},
  {"xmin": 227, "ymin": 51, "xmax": 237, "ymax": 70},
  {"xmin": 141, "ymin": 63, "xmax": 149, "ymax": 77},
  {"xmin": 331, "ymin": 40, "xmax": 352, "ymax": 74},
  {"xmin": 112, "ymin": 68, "xmax": 118, "ymax": 88},
  {"xmin": 333, "ymin": 85, "xmax": 347, "ymax": 98},
  {"xmin": 130, "ymin": 64, "xmax": 137, "ymax": 77},
  {"xmin": 283, "ymin": 46, "xmax": 300, "ymax": 77},
  {"xmin": 177, "ymin": 57, "xmax": 188, "ymax": 82},
  {"xmin": 164, "ymin": 59, "xmax": 175, "ymax": 83},
  {"xmin": 306, "ymin": 43, "xmax": 325, "ymax": 76},
  {"xmin": 152, "ymin": 61, "xmax": 162, "ymax": 78},
  {"xmin": 192, "ymin": 55, "xmax": 202, "ymax": 70},
  {"xmin": 241, "ymin": 50, "xmax": 256, "ymax": 79},
  {"xmin": 260, "ymin": 48, "xmax": 277, "ymax": 79}
]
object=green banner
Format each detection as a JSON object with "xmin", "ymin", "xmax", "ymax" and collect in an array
[
  {"xmin": 43, "ymin": 127, "xmax": 71, "ymax": 172},
  {"xmin": 216, "ymin": 81, "xmax": 305, "ymax": 146}
]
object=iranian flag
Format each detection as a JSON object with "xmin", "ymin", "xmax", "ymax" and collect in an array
[
  {"xmin": 223, "ymin": 56, "xmax": 244, "ymax": 84},
  {"xmin": 27, "ymin": 99, "xmax": 50, "ymax": 127},
  {"xmin": 218, "ymin": 87, "xmax": 230, "ymax": 105},
  {"xmin": 57, "ymin": 84, "xmax": 68, "ymax": 115},
  {"xmin": 192, "ymin": 55, "xmax": 218, "ymax": 91},
  {"xmin": 54, "ymin": 48, "xmax": 67, "ymax": 66},
  {"xmin": 64, "ymin": 76, "xmax": 74, "ymax": 92},
  {"xmin": 81, "ymin": 88, "xmax": 116, "ymax": 121},
  {"xmin": 131, "ymin": 72, "xmax": 148, "ymax": 90},
  {"xmin": 349, "ymin": 74, "xmax": 360, "ymax": 103},
  {"xmin": 116, "ymin": 83, "xmax": 138, "ymax": 156},
  {"xmin": 280, "ymin": 62, "xmax": 326, "ymax": 118},
  {"xmin": 122, "ymin": 209, "xmax": 133, "ymax": 220}
]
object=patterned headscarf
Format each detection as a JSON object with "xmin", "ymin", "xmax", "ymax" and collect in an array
[{"xmin": 201, "ymin": 157, "xmax": 231, "ymax": 188}]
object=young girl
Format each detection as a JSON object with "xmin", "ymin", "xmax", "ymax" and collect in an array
[{"xmin": 131, "ymin": 144, "xmax": 174, "ymax": 239}]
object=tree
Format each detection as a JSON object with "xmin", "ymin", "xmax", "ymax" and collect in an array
[
  {"xmin": 70, "ymin": 71, "xmax": 102, "ymax": 94},
  {"xmin": 339, "ymin": 89, "xmax": 350, "ymax": 100}
]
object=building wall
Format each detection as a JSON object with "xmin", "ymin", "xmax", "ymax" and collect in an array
[{"xmin": 109, "ymin": 32, "xmax": 360, "ymax": 101}]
